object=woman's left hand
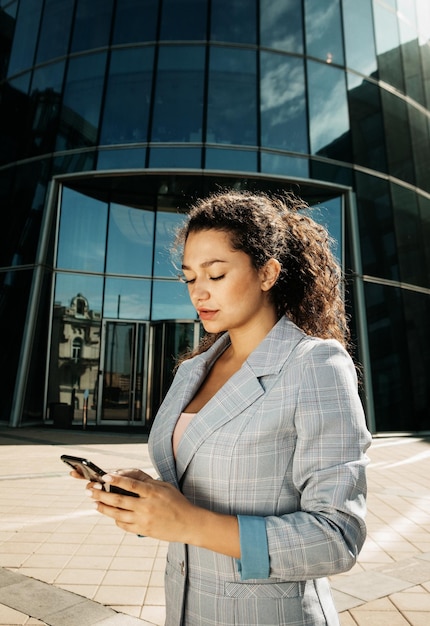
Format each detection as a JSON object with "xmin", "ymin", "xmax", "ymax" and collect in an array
[{"xmin": 87, "ymin": 472, "xmax": 198, "ymax": 543}]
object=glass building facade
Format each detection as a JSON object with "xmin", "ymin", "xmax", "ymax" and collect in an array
[{"xmin": 0, "ymin": 0, "xmax": 429, "ymax": 433}]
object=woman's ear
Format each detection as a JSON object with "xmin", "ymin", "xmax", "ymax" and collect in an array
[{"xmin": 260, "ymin": 258, "xmax": 281, "ymax": 291}]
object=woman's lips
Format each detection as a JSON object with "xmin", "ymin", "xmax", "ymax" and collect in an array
[{"xmin": 197, "ymin": 309, "xmax": 218, "ymax": 320}]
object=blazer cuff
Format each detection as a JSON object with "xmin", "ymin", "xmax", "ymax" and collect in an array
[{"xmin": 236, "ymin": 515, "xmax": 270, "ymax": 580}]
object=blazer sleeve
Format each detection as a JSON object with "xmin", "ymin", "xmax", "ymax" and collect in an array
[{"xmin": 236, "ymin": 339, "xmax": 372, "ymax": 581}]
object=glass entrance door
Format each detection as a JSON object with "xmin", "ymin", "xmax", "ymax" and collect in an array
[{"xmin": 99, "ymin": 320, "xmax": 147, "ymax": 424}]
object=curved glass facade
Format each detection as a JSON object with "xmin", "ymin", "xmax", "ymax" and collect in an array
[{"xmin": 0, "ymin": 0, "xmax": 429, "ymax": 432}]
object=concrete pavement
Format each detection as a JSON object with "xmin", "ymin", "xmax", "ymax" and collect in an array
[{"xmin": 0, "ymin": 426, "xmax": 429, "ymax": 625}]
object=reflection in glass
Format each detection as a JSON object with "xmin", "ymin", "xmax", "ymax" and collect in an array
[
  {"xmin": 205, "ymin": 148, "xmax": 258, "ymax": 172},
  {"xmin": 154, "ymin": 212, "xmax": 187, "ymax": 277},
  {"xmin": 342, "ymin": 0, "xmax": 377, "ymax": 76},
  {"xmin": 57, "ymin": 187, "xmax": 108, "ymax": 272},
  {"xmin": 7, "ymin": 0, "xmax": 43, "ymax": 77},
  {"xmin": 307, "ymin": 61, "xmax": 350, "ymax": 158},
  {"xmin": 311, "ymin": 197, "xmax": 342, "ymax": 263},
  {"xmin": 151, "ymin": 280, "xmax": 197, "ymax": 320},
  {"xmin": 211, "ymin": 0, "xmax": 256, "ymax": 44},
  {"xmin": 304, "ymin": 0, "xmax": 344, "ymax": 65},
  {"xmin": 100, "ymin": 47, "xmax": 154, "ymax": 145},
  {"xmin": 30, "ymin": 61, "xmax": 65, "ymax": 156},
  {"xmin": 260, "ymin": 0, "xmax": 303, "ymax": 53},
  {"xmin": 260, "ymin": 52, "xmax": 308, "ymax": 153},
  {"xmin": 70, "ymin": 0, "xmax": 114, "ymax": 53},
  {"xmin": 113, "ymin": 0, "xmax": 158, "ymax": 44},
  {"xmin": 56, "ymin": 53, "xmax": 107, "ymax": 150},
  {"xmin": 149, "ymin": 147, "xmax": 202, "ymax": 168},
  {"xmin": 392, "ymin": 184, "xmax": 427, "ymax": 287},
  {"xmin": 106, "ymin": 204, "xmax": 154, "ymax": 276},
  {"xmin": 104, "ymin": 277, "xmax": 151, "ymax": 320},
  {"xmin": 160, "ymin": 0, "xmax": 207, "ymax": 40},
  {"xmin": 373, "ymin": 2, "xmax": 404, "ymax": 93},
  {"xmin": 381, "ymin": 89, "xmax": 414, "ymax": 185},
  {"xmin": 151, "ymin": 46, "xmax": 205, "ymax": 142},
  {"xmin": 207, "ymin": 47, "xmax": 257, "ymax": 145},
  {"xmin": 48, "ymin": 273, "xmax": 103, "ymax": 424},
  {"xmin": 35, "ymin": 0, "xmax": 74, "ymax": 64},
  {"xmin": 97, "ymin": 148, "xmax": 147, "ymax": 170},
  {"xmin": 407, "ymin": 105, "xmax": 430, "ymax": 192},
  {"xmin": 260, "ymin": 152, "xmax": 309, "ymax": 178}
]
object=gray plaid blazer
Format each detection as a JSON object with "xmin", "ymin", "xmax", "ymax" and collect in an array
[{"xmin": 148, "ymin": 316, "xmax": 371, "ymax": 625}]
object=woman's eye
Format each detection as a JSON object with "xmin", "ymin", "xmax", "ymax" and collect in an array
[
  {"xmin": 179, "ymin": 275, "xmax": 195, "ymax": 284},
  {"xmin": 210, "ymin": 275, "xmax": 224, "ymax": 281}
]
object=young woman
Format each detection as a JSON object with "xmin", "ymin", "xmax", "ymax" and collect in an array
[{"xmin": 81, "ymin": 191, "xmax": 371, "ymax": 625}]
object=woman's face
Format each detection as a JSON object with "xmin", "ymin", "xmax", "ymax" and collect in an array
[{"xmin": 181, "ymin": 229, "xmax": 278, "ymax": 336}]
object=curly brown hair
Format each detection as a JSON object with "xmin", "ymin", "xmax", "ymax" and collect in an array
[{"xmin": 175, "ymin": 190, "xmax": 350, "ymax": 354}]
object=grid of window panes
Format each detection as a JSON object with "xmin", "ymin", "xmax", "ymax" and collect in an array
[{"xmin": 0, "ymin": 0, "xmax": 429, "ymax": 432}]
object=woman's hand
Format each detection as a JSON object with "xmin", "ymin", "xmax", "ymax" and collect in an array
[{"xmin": 87, "ymin": 471, "xmax": 200, "ymax": 544}]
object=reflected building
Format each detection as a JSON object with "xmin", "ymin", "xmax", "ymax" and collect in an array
[{"xmin": 0, "ymin": 0, "xmax": 429, "ymax": 433}]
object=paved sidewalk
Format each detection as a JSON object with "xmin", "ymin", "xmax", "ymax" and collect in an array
[{"xmin": 0, "ymin": 427, "xmax": 429, "ymax": 625}]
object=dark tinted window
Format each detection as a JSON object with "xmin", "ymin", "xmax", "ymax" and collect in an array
[
  {"xmin": 160, "ymin": 0, "xmax": 207, "ymax": 40},
  {"xmin": 100, "ymin": 47, "xmax": 154, "ymax": 145},
  {"xmin": 347, "ymin": 75, "xmax": 387, "ymax": 173},
  {"xmin": 381, "ymin": 89, "xmax": 415, "ymax": 185},
  {"xmin": 304, "ymin": 0, "xmax": 344, "ymax": 65},
  {"xmin": 7, "ymin": 0, "xmax": 43, "ymax": 76},
  {"xmin": 260, "ymin": 0, "xmax": 303, "ymax": 53},
  {"xmin": 211, "ymin": 0, "xmax": 256, "ymax": 44},
  {"xmin": 260, "ymin": 152, "xmax": 309, "ymax": 179},
  {"xmin": 113, "ymin": 0, "xmax": 158, "ymax": 44},
  {"xmin": 342, "ymin": 0, "xmax": 377, "ymax": 76},
  {"xmin": 260, "ymin": 52, "xmax": 307, "ymax": 153},
  {"xmin": 409, "ymin": 105, "xmax": 430, "ymax": 192},
  {"xmin": 307, "ymin": 61, "xmax": 350, "ymax": 158},
  {"xmin": 149, "ymin": 147, "xmax": 201, "ymax": 168},
  {"xmin": 151, "ymin": 46, "xmax": 205, "ymax": 142},
  {"xmin": 71, "ymin": 0, "xmax": 114, "ymax": 53},
  {"xmin": 207, "ymin": 46, "xmax": 257, "ymax": 146},
  {"xmin": 205, "ymin": 148, "xmax": 258, "ymax": 172},
  {"xmin": 56, "ymin": 52, "xmax": 107, "ymax": 150},
  {"xmin": 30, "ymin": 61, "xmax": 65, "ymax": 156},
  {"xmin": 35, "ymin": 0, "xmax": 74, "ymax": 64}
]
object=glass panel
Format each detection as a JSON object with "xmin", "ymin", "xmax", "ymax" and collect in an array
[
  {"xmin": 355, "ymin": 172, "xmax": 399, "ymax": 281},
  {"xmin": 57, "ymin": 187, "xmax": 108, "ymax": 272},
  {"xmin": 7, "ymin": 0, "xmax": 43, "ymax": 76},
  {"xmin": 104, "ymin": 277, "xmax": 151, "ymax": 319},
  {"xmin": 211, "ymin": 0, "xmax": 256, "ymax": 44},
  {"xmin": 101, "ymin": 322, "xmax": 133, "ymax": 421},
  {"xmin": 347, "ymin": 74, "xmax": 387, "ymax": 172},
  {"xmin": 97, "ymin": 147, "xmax": 147, "ymax": 170},
  {"xmin": 409, "ymin": 105, "xmax": 430, "ymax": 193},
  {"xmin": 260, "ymin": 152, "xmax": 309, "ymax": 178},
  {"xmin": 304, "ymin": 0, "xmax": 344, "ymax": 65},
  {"xmin": 398, "ymin": 5, "xmax": 425, "ymax": 105},
  {"xmin": 419, "ymin": 195, "xmax": 430, "ymax": 287},
  {"xmin": 151, "ymin": 280, "xmax": 196, "ymax": 320},
  {"xmin": 71, "ymin": 0, "xmax": 114, "ymax": 53},
  {"xmin": 381, "ymin": 89, "xmax": 415, "ymax": 185},
  {"xmin": 35, "ymin": 0, "xmax": 74, "ymax": 64},
  {"xmin": 47, "ymin": 272, "xmax": 103, "ymax": 424},
  {"xmin": 154, "ymin": 211, "xmax": 187, "ymax": 277},
  {"xmin": 205, "ymin": 147, "xmax": 258, "ymax": 172},
  {"xmin": 30, "ymin": 61, "xmax": 65, "ymax": 156},
  {"xmin": 113, "ymin": 0, "xmax": 158, "ymax": 44},
  {"xmin": 311, "ymin": 197, "xmax": 342, "ymax": 263},
  {"xmin": 0, "ymin": 268, "xmax": 32, "ymax": 421},
  {"xmin": 392, "ymin": 184, "xmax": 428, "ymax": 288},
  {"xmin": 260, "ymin": 0, "xmax": 303, "ymax": 53},
  {"xmin": 373, "ymin": 2, "xmax": 404, "ymax": 93},
  {"xmin": 342, "ymin": 0, "xmax": 377, "ymax": 76},
  {"xmin": 307, "ymin": 60, "xmax": 350, "ymax": 158},
  {"xmin": 207, "ymin": 46, "xmax": 257, "ymax": 146},
  {"xmin": 151, "ymin": 45, "xmax": 205, "ymax": 142},
  {"xmin": 100, "ymin": 47, "xmax": 154, "ymax": 145},
  {"xmin": 160, "ymin": 0, "xmax": 207, "ymax": 40},
  {"xmin": 56, "ymin": 52, "xmax": 107, "ymax": 150},
  {"xmin": 149, "ymin": 147, "xmax": 202, "ymax": 168},
  {"xmin": 260, "ymin": 52, "xmax": 308, "ymax": 153},
  {"xmin": 106, "ymin": 204, "xmax": 155, "ymax": 276}
]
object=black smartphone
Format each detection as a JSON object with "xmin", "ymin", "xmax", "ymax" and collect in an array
[{"xmin": 61, "ymin": 454, "xmax": 138, "ymax": 497}]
